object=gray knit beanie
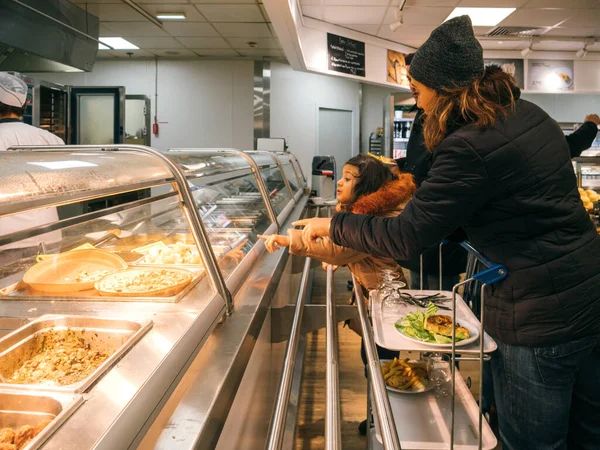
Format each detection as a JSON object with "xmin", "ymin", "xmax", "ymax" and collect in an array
[{"xmin": 409, "ymin": 15, "xmax": 484, "ymax": 91}]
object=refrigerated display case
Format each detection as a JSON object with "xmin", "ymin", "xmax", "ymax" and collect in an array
[{"xmin": 0, "ymin": 144, "xmax": 309, "ymax": 450}]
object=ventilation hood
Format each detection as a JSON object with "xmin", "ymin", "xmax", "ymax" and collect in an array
[{"xmin": 0, "ymin": 0, "xmax": 99, "ymax": 73}]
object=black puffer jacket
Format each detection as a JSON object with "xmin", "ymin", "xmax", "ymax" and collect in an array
[{"xmin": 331, "ymin": 98, "xmax": 600, "ymax": 346}]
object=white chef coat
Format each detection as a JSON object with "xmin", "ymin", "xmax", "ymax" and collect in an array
[{"xmin": 0, "ymin": 119, "xmax": 64, "ymax": 250}]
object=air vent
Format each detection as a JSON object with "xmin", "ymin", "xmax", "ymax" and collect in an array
[{"xmin": 486, "ymin": 26, "xmax": 548, "ymax": 37}]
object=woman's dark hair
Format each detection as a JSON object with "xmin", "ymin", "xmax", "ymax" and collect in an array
[
  {"xmin": 404, "ymin": 52, "xmax": 416, "ymax": 66},
  {"xmin": 0, "ymin": 102, "xmax": 25, "ymax": 118},
  {"xmin": 339, "ymin": 154, "xmax": 396, "ymax": 212},
  {"xmin": 422, "ymin": 65, "xmax": 519, "ymax": 150}
]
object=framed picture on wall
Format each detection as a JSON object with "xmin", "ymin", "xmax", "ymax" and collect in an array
[
  {"xmin": 528, "ymin": 60, "xmax": 574, "ymax": 91},
  {"xmin": 387, "ymin": 50, "xmax": 409, "ymax": 87},
  {"xmin": 484, "ymin": 59, "xmax": 524, "ymax": 88}
]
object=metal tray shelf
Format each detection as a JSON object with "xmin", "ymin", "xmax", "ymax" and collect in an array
[{"xmin": 0, "ymin": 315, "xmax": 152, "ymax": 393}]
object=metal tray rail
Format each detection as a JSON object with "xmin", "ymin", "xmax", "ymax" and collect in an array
[{"xmin": 0, "ymin": 315, "xmax": 152, "ymax": 393}]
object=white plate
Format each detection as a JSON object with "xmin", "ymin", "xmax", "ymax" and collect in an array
[
  {"xmin": 381, "ymin": 359, "xmax": 435, "ymax": 395},
  {"xmin": 394, "ymin": 317, "xmax": 480, "ymax": 348}
]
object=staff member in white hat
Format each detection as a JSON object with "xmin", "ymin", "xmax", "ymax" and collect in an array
[{"xmin": 0, "ymin": 73, "xmax": 63, "ymax": 264}]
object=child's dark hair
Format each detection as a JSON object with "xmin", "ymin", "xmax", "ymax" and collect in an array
[{"xmin": 340, "ymin": 154, "xmax": 396, "ymax": 212}]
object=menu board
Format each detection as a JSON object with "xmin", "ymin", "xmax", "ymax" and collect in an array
[
  {"xmin": 327, "ymin": 33, "xmax": 365, "ymax": 77},
  {"xmin": 484, "ymin": 58, "xmax": 524, "ymax": 88},
  {"xmin": 528, "ymin": 60, "xmax": 574, "ymax": 91},
  {"xmin": 387, "ymin": 50, "xmax": 409, "ymax": 87}
]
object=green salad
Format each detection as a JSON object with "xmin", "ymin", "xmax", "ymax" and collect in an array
[{"xmin": 394, "ymin": 302, "xmax": 467, "ymax": 344}]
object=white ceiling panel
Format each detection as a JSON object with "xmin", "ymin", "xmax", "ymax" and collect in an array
[
  {"xmin": 323, "ymin": 6, "xmax": 388, "ymax": 25},
  {"xmin": 127, "ymin": 36, "xmax": 185, "ymax": 48},
  {"xmin": 162, "ymin": 22, "xmax": 219, "ymax": 37},
  {"xmin": 524, "ymin": 0, "xmax": 598, "ymax": 6},
  {"xmin": 196, "ymin": 5, "xmax": 265, "ymax": 22},
  {"xmin": 83, "ymin": 4, "xmax": 147, "ymax": 21},
  {"xmin": 193, "ymin": 0, "xmax": 255, "ymax": 3},
  {"xmin": 227, "ymin": 37, "xmax": 280, "ymax": 48},
  {"xmin": 101, "ymin": 21, "xmax": 169, "ymax": 37},
  {"xmin": 544, "ymin": 27, "xmax": 599, "ymax": 37},
  {"xmin": 385, "ymin": 6, "xmax": 454, "ymax": 26},
  {"xmin": 499, "ymin": 8, "xmax": 572, "ymax": 27},
  {"xmin": 378, "ymin": 25, "xmax": 437, "ymax": 41},
  {"xmin": 70, "ymin": 0, "xmax": 127, "ymax": 3},
  {"xmin": 97, "ymin": 49, "xmax": 155, "ymax": 59},
  {"xmin": 148, "ymin": 49, "xmax": 199, "ymax": 57},
  {"xmin": 458, "ymin": 0, "xmax": 528, "ymax": 6},
  {"xmin": 301, "ymin": 6, "xmax": 323, "ymax": 20},
  {"xmin": 138, "ymin": 4, "xmax": 207, "ymax": 22},
  {"xmin": 404, "ymin": 0, "xmax": 460, "ymax": 5},
  {"xmin": 128, "ymin": 0, "xmax": 191, "ymax": 3},
  {"xmin": 345, "ymin": 24, "xmax": 382, "ymax": 34},
  {"xmin": 259, "ymin": 4, "xmax": 271, "ymax": 21},
  {"xmin": 191, "ymin": 49, "xmax": 241, "ymax": 56},
  {"xmin": 300, "ymin": 0, "xmax": 323, "ymax": 5},
  {"xmin": 213, "ymin": 23, "xmax": 273, "ymax": 37},
  {"xmin": 236, "ymin": 48, "xmax": 283, "ymax": 57},
  {"xmin": 323, "ymin": 0, "xmax": 390, "ymax": 5},
  {"xmin": 561, "ymin": 10, "xmax": 600, "ymax": 28},
  {"xmin": 177, "ymin": 37, "xmax": 232, "ymax": 48}
]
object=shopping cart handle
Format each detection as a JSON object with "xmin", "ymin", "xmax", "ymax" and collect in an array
[{"xmin": 459, "ymin": 241, "xmax": 508, "ymax": 285}]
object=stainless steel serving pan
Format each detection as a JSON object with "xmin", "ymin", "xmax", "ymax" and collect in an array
[
  {"xmin": 0, "ymin": 315, "xmax": 152, "ymax": 394},
  {"xmin": 0, "ymin": 389, "xmax": 83, "ymax": 450}
]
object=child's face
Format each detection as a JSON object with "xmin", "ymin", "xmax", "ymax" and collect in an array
[{"xmin": 337, "ymin": 164, "xmax": 360, "ymax": 204}]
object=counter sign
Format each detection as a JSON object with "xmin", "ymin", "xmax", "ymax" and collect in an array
[{"xmin": 327, "ymin": 33, "xmax": 365, "ymax": 77}]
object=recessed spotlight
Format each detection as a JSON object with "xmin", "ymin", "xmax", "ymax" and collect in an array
[
  {"xmin": 247, "ymin": 41, "xmax": 258, "ymax": 48},
  {"xmin": 98, "ymin": 37, "xmax": 139, "ymax": 50},
  {"xmin": 445, "ymin": 7, "xmax": 516, "ymax": 26},
  {"xmin": 156, "ymin": 12, "xmax": 186, "ymax": 20},
  {"xmin": 498, "ymin": 41, "xmax": 503, "ymax": 44}
]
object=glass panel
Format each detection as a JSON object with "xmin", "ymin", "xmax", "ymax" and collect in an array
[
  {"xmin": 259, "ymin": 166, "xmax": 293, "ymax": 215},
  {"xmin": 0, "ymin": 190, "xmax": 213, "ymax": 302},
  {"xmin": 282, "ymin": 163, "xmax": 300, "ymax": 193},
  {"xmin": 78, "ymin": 95, "xmax": 115, "ymax": 145},
  {"xmin": 125, "ymin": 99, "xmax": 147, "ymax": 145}
]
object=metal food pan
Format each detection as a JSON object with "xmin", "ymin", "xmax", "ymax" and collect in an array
[
  {"xmin": 0, "ymin": 315, "xmax": 152, "ymax": 394},
  {"xmin": 0, "ymin": 390, "xmax": 83, "ymax": 450},
  {"xmin": 99, "ymin": 234, "xmax": 164, "ymax": 251}
]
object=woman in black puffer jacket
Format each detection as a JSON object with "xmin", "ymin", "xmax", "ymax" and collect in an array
[{"xmin": 295, "ymin": 16, "xmax": 600, "ymax": 450}]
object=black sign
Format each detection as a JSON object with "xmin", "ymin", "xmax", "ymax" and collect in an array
[{"xmin": 327, "ymin": 33, "xmax": 365, "ymax": 77}]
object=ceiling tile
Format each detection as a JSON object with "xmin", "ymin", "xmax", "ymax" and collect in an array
[
  {"xmin": 499, "ymin": 8, "xmax": 572, "ymax": 27},
  {"xmin": 177, "ymin": 37, "xmax": 232, "ymax": 48},
  {"xmin": 300, "ymin": 0, "xmax": 322, "ymax": 4},
  {"xmin": 301, "ymin": 6, "xmax": 323, "ymax": 20},
  {"xmin": 213, "ymin": 23, "xmax": 273, "ymax": 37},
  {"xmin": 236, "ymin": 48, "xmax": 283, "ymax": 57},
  {"xmin": 227, "ymin": 37, "xmax": 280, "ymax": 48},
  {"xmin": 99, "ymin": 24, "xmax": 113, "ymax": 37},
  {"xmin": 71, "ymin": 0, "xmax": 128, "ymax": 3},
  {"xmin": 404, "ymin": 0, "xmax": 460, "ymax": 5},
  {"xmin": 138, "ymin": 4, "xmax": 207, "ymax": 22},
  {"xmin": 129, "ymin": 0, "xmax": 193, "ymax": 3},
  {"xmin": 148, "ymin": 49, "xmax": 199, "ymax": 57},
  {"xmin": 385, "ymin": 6, "xmax": 453, "ymax": 26},
  {"xmin": 544, "ymin": 27, "xmax": 600, "ymax": 37},
  {"xmin": 561, "ymin": 10, "xmax": 600, "ymax": 28},
  {"xmin": 97, "ymin": 49, "xmax": 155, "ymax": 59},
  {"xmin": 162, "ymin": 22, "xmax": 219, "ymax": 37},
  {"xmin": 345, "ymin": 24, "xmax": 381, "ymax": 34},
  {"xmin": 196, "ymin": 5, "xmax": 264, "ymax": 22},
  {"xmin": 379, "ymin": 24, "xmax": 436, "ymax": 41},
  {"xmin": 191, "ymin": 49, "xmax": 241, "ymax": 56},
  {"xmin": 459, "ymin": 0, "xmax": 528, "ymax": 6},
  {"xmin": 524, "ymin": 0, "xmax": 597, "ymax": 7},
  {"xmin": 193, "ymin": 0, "xmax": 255, "ymax": 3},
  {"xmin": 323, "ymin": 0, "xmax": 390, "ymax": 5},
  {"xmin": 323, "ymin": 6, "xmax": 388, "ymax": 25},
  {"xmin": 127, "ymin": 37, "xmax": 185, "ymax": 48},
  {"xmin": 101, "ymin": 21, "xmax": 168, "ymax": 37},
  {"xmin": 84, "ymin": 4, "xmax": 147, "ymax": 21}
]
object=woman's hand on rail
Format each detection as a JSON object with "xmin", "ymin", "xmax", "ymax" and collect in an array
[
  {"xmin": 257, "ymin": 234, "xmax": 290, "ymax": 253},
  {"xmin": 292, "ymin": 218, "xmax": 332, "ymax": 241}
]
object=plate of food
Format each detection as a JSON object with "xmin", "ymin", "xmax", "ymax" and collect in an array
[
  {"xmin": 381, "ymin": 358, "xmax": 433, "ymax": 394},
  {"xmin": 394, "ymin": 303, "xmax": 479, "ymax": 347}
]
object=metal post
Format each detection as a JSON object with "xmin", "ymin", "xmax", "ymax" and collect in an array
[
  {"xmin": 419, "ymin": 253, "xmax": 424, "ymax": 291},
  {"xmin": 439, "ymin": 242, "xmax": 443, "ymax": 291},
  {"xmin": 325, "ymin": 265, "xmax": 341, "ymax": 450},
  {"xmin": 265, "ymin": 257, "xmax": 312, "ymax": 450},
  {"xmin": 352, "ymin": 274, "xmax": 402, "ymax": 450},
  {"xmin": 478, "ymin": 284, "xmax": 486, "ymax": 450},
  {"xmin": 8, "ymin": 144, "xmax": 234, "ymax": 315}
]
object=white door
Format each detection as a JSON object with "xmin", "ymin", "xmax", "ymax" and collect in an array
[{"xmin": 318, "ymin": 107, "xmax": 354, "ymax": 179}]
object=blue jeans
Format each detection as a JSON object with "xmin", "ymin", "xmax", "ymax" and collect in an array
[
  {"xmin": 491, "ymin": 335, "xmax": 600, "ymax": 450},
  {"xmin": 409, "ymin": 270, "xmax": 460, "ymax": 291}
]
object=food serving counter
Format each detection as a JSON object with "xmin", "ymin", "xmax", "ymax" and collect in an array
[{"xmin": 0, "ymin": 144, "xmax": 309, "ymax": 450}]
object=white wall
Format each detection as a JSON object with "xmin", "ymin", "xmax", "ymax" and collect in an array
[
  {"xmin": 360, "ymin": 83, "xmax": 396, "ymax": 153},
  {"xmin": 270, "ymin": 61, "xmax": 361, "ymax": 176},
  {"xmin": 36, "ymin": 59, "xmax": 254, "ymax": 151}
]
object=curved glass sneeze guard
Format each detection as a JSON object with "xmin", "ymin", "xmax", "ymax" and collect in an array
[
  {"xmin": 165, "ymin": 150, "xmax": 275, "ymax": 280},
  {"xmin": 274, "ymin": 153, "xmax": 302, "ymax": 194},
  {"xmin": 245, "ymin": 152, "xmax": 294, "ymax": 215}
]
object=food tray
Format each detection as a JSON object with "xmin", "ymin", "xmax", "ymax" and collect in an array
[
  {"xmin": 22, "ymin": 250, "xmax": 128, "ymax": 293},
  {"xmin": 371, "ymin": 290, "xmax": 497, "ymax": 354},
  {"xmin": 95, "ymin": 267, "xmax": 193, "ymax": 297},
  {"xmin": 0, "ymin": 390, "xmax": 84, "ymax": 450},
  {"xmin": 99, "ymin": 234, "xmax": 164, "ymax": 251},
  {"xmin": 0, "ymin": 315, "xmax": 152, "ymax": 393}
]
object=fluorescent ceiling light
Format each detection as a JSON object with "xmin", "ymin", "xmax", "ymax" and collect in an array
[
  {"xmin": 98, "ymin": 37, "xmax": 139, "ymax": 50},
  {"xmin": 445, "ymin": 7, "xmax": 516, "ymax": 26},
  {"xmin": 156, "ymin": 13, "xmax": 186, "ymax": 20}
]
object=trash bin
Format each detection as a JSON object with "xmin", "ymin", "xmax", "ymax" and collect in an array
[{"xmin": 311, "ymin": 155, "xmax": 336, "ymax": 199}]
